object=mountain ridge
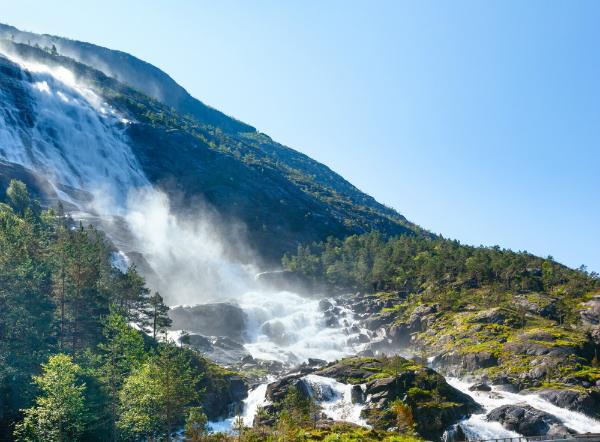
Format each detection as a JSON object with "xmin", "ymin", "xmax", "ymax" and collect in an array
[{"xmin": 0, "ymin": 25, "xmax": 427, "ymax": 261}]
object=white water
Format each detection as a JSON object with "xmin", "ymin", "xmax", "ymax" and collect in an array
[
  {"xmin": 209, "ymin": 382, "xmax": 270, "ymax": 432},
  {"xmin": 447, "ymin": 377, "xmax": 600, "ymax": 437},
  {"xmin": 304, "ymin": 374, "xmax": 368, "ymax": 426},
  {"xmin": 0, "ymin": 52, "xmax": 372, "ymax": 430},
  {"xmin": 0, "ymin": 53, "xmax": 148, "ymax": 207},
  {"xmin": 240, "ymin": 291, "xmax": 369, "ymax": 364}
]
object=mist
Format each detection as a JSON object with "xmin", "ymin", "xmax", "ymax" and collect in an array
[{"xmin": 0, "ymin": 45, "xmax": 371, "ymax": 367}]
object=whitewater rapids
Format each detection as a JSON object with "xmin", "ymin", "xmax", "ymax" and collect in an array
[{"xmin": 446, "ymin": 377, "xmax": 600, "ymax": 438}]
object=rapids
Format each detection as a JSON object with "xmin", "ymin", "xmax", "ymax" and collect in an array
[{"xmin": 446, "ymin": 377, "xmax": 600, "ymax": 438}]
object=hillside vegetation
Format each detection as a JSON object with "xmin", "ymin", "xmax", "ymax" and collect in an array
[
  {"xmin": 283, "ymin": 232, "xmax": 600, "ymax": 413},
  {"xmin": 0, "ymin": 181, "xmax": 245, "ymax": 441}
]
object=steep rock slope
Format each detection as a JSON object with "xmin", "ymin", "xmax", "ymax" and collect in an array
[{"xmin": 0, "ymin": 28, "xmax": 425, "ymax": 261}]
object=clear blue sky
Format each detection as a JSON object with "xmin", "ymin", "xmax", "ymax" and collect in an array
[{"xmin": 3, "ymin": 1, "xmax": 599, "ymax": 272}]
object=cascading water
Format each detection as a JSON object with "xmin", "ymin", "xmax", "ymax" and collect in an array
[
  {"xmin": 0, "ymin": 53, "xmax": 148, "ymax": 207},
  {"xmin": 241, "ymin": 291, "xmax": 369, "ymax": 364},
  {"xmin": 304, "ymin": 374, "xmax": 368, "ymax": 426},
  {"xmin": 0, "ymin": 50, "xmax": 374, "ymax": 431},
  {"xmin": 208, "ymin": 382, "xmax": 270, "ymax": 432},
  {"xmin": 446, "ymin": 377, "xmax": 600, "ymax": 438}
]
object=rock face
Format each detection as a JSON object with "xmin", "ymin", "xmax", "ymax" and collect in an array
[
  {"xmin": 169, "ymin": 303, "xmax": 248, "ymax": 341},
  {"xmin": 487, "ymin": 404, "xmax": 574, "ymax": 437},
  {"xmin": 469, "ymin": 382, "xmax": 492, "ymax": 392},
  {"xmin": 202, "ymin": 373, "xmax": 248, "ymax": 420},
  {"xmin": 183, "ymin": 333, "xmax": 252, "ymax": 366}
]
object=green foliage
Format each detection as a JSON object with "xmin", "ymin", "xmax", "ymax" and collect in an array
[
  {"xmin": 0, "ymin": 182, "xmax": 223, "ymax": 441},
  {"xmin": 278, "ymin": 385, "xmax": 319, "ymax": 430},
  {"xmin": 184, "ymin": 407, "xmax": 209, "ymax": 441},
  {"xmin": 283, "ymin": 232, "xmax": 599, "ymax": 315},
  {"xmin": 118, "ymin": 344, "xmax": 199, "ymax": 440},
  {"xmin": 14, "ymin": 354, "xmax": 87, "ymax": 442}
]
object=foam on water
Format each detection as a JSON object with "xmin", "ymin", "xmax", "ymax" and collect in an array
[
  {"xmin": 447, "ymin": 377, "xmax": 600, "ymax": 437},
  {"xmin": 304, "ymin": 374, "xmax": 368, "ymax": 426},
  {"xmin": 240, "ymin": 291, "xmax": 369, "ymax": 364}
]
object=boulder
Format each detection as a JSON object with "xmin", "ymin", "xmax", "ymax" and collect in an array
[
  {"xmin": 538, "ymin": 387, "xmax": 600, "ymax": 418},
  {"xmin": 487, "ymin": 403, "xmax": 574, "ymax": 437},
  {"xmin": 469, "ymin": 382, "xmax": 492, "ymax": 392},
  {"xmin": 351, "ymin": 384, "xmax": 364, "ymax": 404},
  {"xmin": 183, "ymin": 333, "xmax": 251, "ymax": 366},
  {"xmin": 169, "ymin": 303, "xmax": 248, "ymax": 341},
  {"xmin": 468, "ymin": 308, "xmax": 510, "ymax": 325}
]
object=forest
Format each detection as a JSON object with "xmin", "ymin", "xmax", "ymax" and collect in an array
[
  {"xmin": 0, "ymin": 180, "xmax": 235, "ymax": 441},
  {"xmin": 283, "ymin": 231, "xmax": 599, "ymax": 306}
]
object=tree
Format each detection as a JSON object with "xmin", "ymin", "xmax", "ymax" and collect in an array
[
  {"xmin": 390, "ymin": 399, "xmax": 414, "ymax": 433},
  {"xmin": 145, "ymin": 292, "xmax": 171, "ymax": 339},
  {"xmin": 118, "ymin": 344, "xmax": 199, "ymax": 441},
  {"xmin": 233, "ymin": 414, "xmax": 245, "ymax": 441},
  {"xmin": 14, "ymin": 354, "xmax": 87, "ymax": 442},
  {"xmin": 184, "ymin": 407, "xmax": 208, "ymax": 441},
  {"xmin": 97, "ymin": 313, "xmax": 146, "ymax": 441},
  {"xmin": 0, "ymin": 194, "xmax": 55, "ymax": 437},
  {"xmin": 6, "ymin": 179, "xmax": 30, "ymax": 216}
]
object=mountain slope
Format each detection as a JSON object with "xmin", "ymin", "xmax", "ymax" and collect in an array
[{"xmin": 0, "ymin": 28, "xmax": 426, "ymax": 261}]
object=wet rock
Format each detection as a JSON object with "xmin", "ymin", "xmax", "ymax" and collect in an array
[
  {"xmin": 265, "ymin": 374, "xmax": 312, "ymax": 404},
  {"xmin": 538, "ymin": 387, "xmax": 600, "ymax": 418},
  {"xmin": 261, "ymin": 320, "xmax": 297, "ymax": 346},
  {"xmin": 183, "ymin": 334, "xmax": 251, "ymax": 366},
  {"xmin": 319, "ymin": 299, "xmax": 333, "ymax": 311},
  {"xmin": 469, "ymin": 382, "xmax": 491, "ymax": 392},
  {"xmin": 351, "ymin": 384, "xmax": 364, "ymax": 404},
  {"xmin": 487, "ymin": 403, "xmax": 574, "ymax": 437},
  {"xmin": 169, "ymin": 303, "xmax": 247, "ymax": 341},
  {"xmin": 307, "ymin": 358, "xmax": 327, "ymax": 367},
  {"xmin": 315, "ymin": 356, "xmax": 480, "ymax": 440},
  {"xmin": 445, "ymin": 424, "xmax": 467, "ymax": 442},
  {"xmin": 202, "ymin": 373, "xmax": 248, "ymax": 420}
]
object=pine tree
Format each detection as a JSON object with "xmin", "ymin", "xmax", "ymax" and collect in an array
[
  {"xmin": 184, "ymin": 407, "xmax": 208, "ymax": 441},
  {"xmin": 97, "ymin": 313, "xmax": 146, "ymax": 441},
  {"xmin": 144, "ymin": 291, "xmax": 172, "ymax": 339}
]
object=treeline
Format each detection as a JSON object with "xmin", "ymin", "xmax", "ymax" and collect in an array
[
  {"xmin": 283, "ymin": 232, "xmax": 599, "ymax": 297},
  {"xmin": 0, "ymin": 180, "xmax": 215, "ymax": 441}
]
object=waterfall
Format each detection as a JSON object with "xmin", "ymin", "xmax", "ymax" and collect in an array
[
  {"xmin": 0, "ymin": 53, "xmax": 148, "ymax": 209},
  {"xmin": 208, "ymin": 382, "xmax": 269, "ymax": 432},
  {"xmin": 304, "ymin": 374, "xmax": 368, "ymax": 426}
]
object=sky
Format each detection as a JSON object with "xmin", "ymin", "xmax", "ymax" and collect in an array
[{"xmin": 2, "ymin": 0, "xmax": 599, "ymax": 272}]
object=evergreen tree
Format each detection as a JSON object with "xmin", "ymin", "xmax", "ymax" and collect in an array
[
  {"xmin": 97, "ymin": 313, "xmax": 146, "ymax": 441},
  {"xmin": 145, "ymin": 291, "xmax": 172, "ymax": 339},
  {"xmin": 184, "ymin": 407, "xmax": 208, "ymax": 441}
]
